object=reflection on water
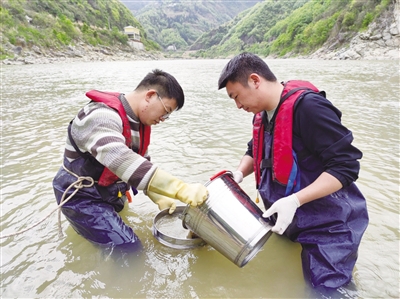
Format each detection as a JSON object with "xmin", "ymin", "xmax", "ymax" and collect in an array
[{"xmin": 1, "ymin": 59, "xmax": 399, "ymax": 298}]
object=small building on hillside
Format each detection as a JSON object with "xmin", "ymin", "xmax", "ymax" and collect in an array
[
  {"xmin": 124, "ymin": 26, "xmax": 144, "ymax": 50},
  {"xmin": 124, "ymin": 26, "xmax": 141, "ymax": 41}
]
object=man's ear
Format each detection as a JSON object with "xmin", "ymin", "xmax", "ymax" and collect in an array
[
  {"xmin": 249, "ymin": 73, "xmax": 261, "ymax": 88},
  {"xmin": 145, "ymin": 89, "xmax": 156, "ymax": 103}
]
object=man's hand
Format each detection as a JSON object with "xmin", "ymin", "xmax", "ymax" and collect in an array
[
  {"xmin": 232, "ymin": 170, "xmax": 243, "ymax": 184},
  {"xmin": 262, "ymin": 194, "xmax": 300, "ymax": 235},
  {"xmin": 147, "ymin": 191, "xmax": 177, "ymax": 214},
  {"xmin": 148, "ymin": 168, "xmax": 208, "ymax": 207}
]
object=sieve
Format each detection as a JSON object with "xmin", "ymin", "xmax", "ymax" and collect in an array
[{"xmin": 152, "ymin": 206, "xmax": 207, "ymax": 249}]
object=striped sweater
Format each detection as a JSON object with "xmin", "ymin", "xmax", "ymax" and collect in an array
[{"xmin": 64, "ymin": 94, "xmax": 157, "ymax": 191}]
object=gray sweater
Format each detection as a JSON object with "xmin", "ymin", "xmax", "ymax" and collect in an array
[{"xmin": 64, "ymin": 94, "xmax": 157, "ymax": 191}]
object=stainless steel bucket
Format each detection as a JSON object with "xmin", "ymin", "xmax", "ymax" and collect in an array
[{"xmin": 182, "ymin": 170, "xmax": 272, "ymax": 267}]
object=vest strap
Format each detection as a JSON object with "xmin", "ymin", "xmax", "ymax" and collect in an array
[
  {"xmin": 260, "ymin": 158, "xmax": 272, "ymax": 170},
  {"xmin": 252, "ymin": 80, "xmax": 323, "ymax": 192}
]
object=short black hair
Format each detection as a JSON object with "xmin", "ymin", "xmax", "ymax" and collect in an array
[
  {"xmin": 218, "ymin": 52, "xmax": 277, "ymax": 89},
  {"xmin": 136, "ymin": 69, "xmax": 185, "ymax": 110}
]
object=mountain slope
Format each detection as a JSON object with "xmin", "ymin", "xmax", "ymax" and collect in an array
[
  {"xmin": 0, "ymin": 0, "xmax": 158, "ymax": 60},
  {"xmin": 192, "ymin": 0, "xmax": 394, "ymax": 58},
  {"xmin": 118, "ymin": 0, "xmax": 149, "ymax": 13},
  {"xmin": 120, "ymin": 0, "xmax": 262, "ymax": 50},
  {"xmin": 191, "ymin": 0, "xmax": 308, "ymax": 52}
]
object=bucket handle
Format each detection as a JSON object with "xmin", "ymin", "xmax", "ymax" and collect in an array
[{"xmin": 209, "ymin": 170, "xmax": 230, "ymax": 181}]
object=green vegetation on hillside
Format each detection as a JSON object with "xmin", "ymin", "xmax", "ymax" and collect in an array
[
  {"xmin": 1, "ymin": 0, "xmax": 393, "ymax": 61},
  {"xmin": 193, "ymin": 0, "xmax": 392, "ymax": 58},
  {"xmin": 192, "ymin": 0, "xmax": 308, "ymax": 56},
  {"xmin": 0, "ymin": 0, "xmax": 159, "ymax": 60},
  {"xmin": 258, "ymin": 0, "xmax": 392, "ymax": 57},
  {"xmin": 129, "ymin": 0, "xmax": 262, "ymax": 50}
]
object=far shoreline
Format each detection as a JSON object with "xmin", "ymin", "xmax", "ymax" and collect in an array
[{"xmin": 2, "ymin": 51, "xmax": 397, "ymax": 66}]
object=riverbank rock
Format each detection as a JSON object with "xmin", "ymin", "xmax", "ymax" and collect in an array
[
  {"xmin": 1, "ymin": 42, "xmax": 164, "ymax": 65},
  {"xmin": 310, "ymin": 1, "xmax": 399, "ymax": 60}
]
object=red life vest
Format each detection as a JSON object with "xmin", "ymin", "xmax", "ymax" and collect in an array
[
  {"xmin": 253, "ymin": 80, "xmax": 320, "ymax": 189},
  {"xmin": 252, "ymin": 111, "xmax": 265, "ymax": 189},
  {"xmin": 86, "ymin": 90, "xmax": 151, "ymax": 186}
]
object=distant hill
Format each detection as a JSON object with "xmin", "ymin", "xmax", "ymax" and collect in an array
[
  {"xmin": 120, "ymin": 0, "xmax": 262, "ymax": 50},
  {"xmin": 191, "ymin": 0, "xmax": 394, "ymax": 58},
  {"xmin": 190, "ymin": 0, "xmax": 308, "ymax": 52},
  {"xmin": 1, "ymin": 0, "xmax": 396, "ymax": 63},
  {"xmin": 119, "ymin": 0, "xmax": 151, "ymax": 13},
  {"xmin": 0, "ymin": 0, "xmax": 160, "ymax": 61}
]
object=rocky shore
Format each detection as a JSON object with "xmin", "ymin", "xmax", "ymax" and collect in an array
[
  {"xmin": 1, "ymin": 42, "xmax": 165, "ymax": 65},
  {"xmin": 309, "ymin": 1, "xmax": 399, "ymax": 60}
]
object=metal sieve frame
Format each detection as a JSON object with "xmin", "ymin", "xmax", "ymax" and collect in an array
[{"xmin": 152, "ymin": 206, "xmax": 207, "ymax": 250}]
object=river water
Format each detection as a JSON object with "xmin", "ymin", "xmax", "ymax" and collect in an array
[{"xmin": 1, "ymin": 58, "xmax": 399, "ymax": 298}]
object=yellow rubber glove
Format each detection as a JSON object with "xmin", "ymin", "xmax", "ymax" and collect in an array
[
  {"xmin": 147, "ymin": 168, "xmax": 208, "ymax": 207},
  {"xmin": 147, "ymin": 190, "xmax": 177, "ymax": 214}
]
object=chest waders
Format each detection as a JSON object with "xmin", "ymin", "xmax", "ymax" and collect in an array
[{"xmin": 52, "ymin": 90, "xmax": 150, "ymax": 247}]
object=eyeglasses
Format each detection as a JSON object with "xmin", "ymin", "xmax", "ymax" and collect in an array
[{"xmin": 156, "ymin": 92, "xmax": 172, "ymax": 120}]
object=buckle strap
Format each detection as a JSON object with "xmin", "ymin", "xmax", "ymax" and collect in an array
[{"xmin": 260, "ymin": 159, "xmax": 272, "ymax": 170}]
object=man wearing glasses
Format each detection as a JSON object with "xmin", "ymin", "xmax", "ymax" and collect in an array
[{"xmin": 52, "ymin": 69, "xmax": 208, "ymax": 248}]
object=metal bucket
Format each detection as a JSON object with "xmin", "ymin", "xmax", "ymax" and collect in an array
[{"xmin": 182, "ymin": 170, "xmax": 272, "ymax": 267}]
